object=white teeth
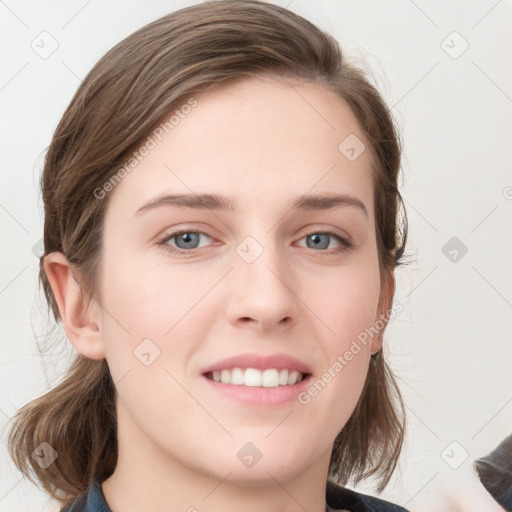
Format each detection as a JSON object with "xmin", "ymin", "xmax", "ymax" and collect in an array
[
  {"xmin": 244, "ymin": 368, "xmax": 262, "ymax": 387},
  {"xmin": 231, "ymin": 367, "xmax": 245, "ymax": 385},
  {"xmin": 262, "ymin": 369, "xmax": 279, "ymax": 387},
  {"xmin": 207, "ymin": 367, "xmax": 306, "ymax": 388},
  {"xmin": 288, "ymin": 370, "xmax": 300, "ymax": 385}
]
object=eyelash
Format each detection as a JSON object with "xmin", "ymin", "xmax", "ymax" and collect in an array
[{"xmin": 156, "ymin": 228, "xmax": 352, "ymax": 256}]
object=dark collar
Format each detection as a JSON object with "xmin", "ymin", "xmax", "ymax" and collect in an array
[
  {"xmin": 60, "ymin": 480, "xmax": 110, "ymax": 512},
  {"xmin": 326, "ymin": 480, "xmax": 409, "ymax": 511}
]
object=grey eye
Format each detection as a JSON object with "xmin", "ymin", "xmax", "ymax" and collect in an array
[
  {"xmin": 306, "ymin": 233, "xmax": 331, "ymax": 250},
  {"xmin": 174, "ymin": 232, "xmax": 201, "ymax": 250}
]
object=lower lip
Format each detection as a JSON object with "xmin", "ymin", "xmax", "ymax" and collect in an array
[{"xmin": 201, "ymin": 374, "xmax": 313, "ymax": 406}]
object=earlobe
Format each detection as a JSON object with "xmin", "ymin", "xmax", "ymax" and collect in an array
[{"xmin": 43, "ymin": 252, "xmax": 106, "ymax": 360}]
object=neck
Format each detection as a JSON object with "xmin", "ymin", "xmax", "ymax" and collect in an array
[
  {"xmin": 101, "ymin": 405, "xmax": 332, "ymax": 512},
  {"xmin": 103, "ymin": 467, "xmax": 331, "ymax": 512}
]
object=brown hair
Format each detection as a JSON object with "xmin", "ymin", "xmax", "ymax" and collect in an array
[{"xmin": 7, "ymin": 0, "xmax": 407, "ymax": 505}]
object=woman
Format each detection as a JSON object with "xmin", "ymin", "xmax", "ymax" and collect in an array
[{"xmin": 8, "ymin": 1, "xmax": 408, "ymax": 510}]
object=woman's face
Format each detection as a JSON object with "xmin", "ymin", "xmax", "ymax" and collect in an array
[{"xmin": 94, "ymin": 75, "xmax": 390, "ymax": 485}]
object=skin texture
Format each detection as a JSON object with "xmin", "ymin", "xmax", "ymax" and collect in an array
[{"xmin": 44, "ymin": 75, "xmax": 393, "ymax": 512}]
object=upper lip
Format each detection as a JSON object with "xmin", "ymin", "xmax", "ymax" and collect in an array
[{"xmin": 201, "ymin": 353, "xmax": 313, "ymax": 375}]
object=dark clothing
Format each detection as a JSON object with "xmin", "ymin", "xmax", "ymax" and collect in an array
[
  {"xmin": 60, "ymin": 480, "xmax": 109, "ymax": 512},
  {"xmin": 326, "ymin": 480, "xmax": 409, "ymax": 511},
  {"xmin": 60, "ymin": 478, "xmax": 409, "ymax": 512}
]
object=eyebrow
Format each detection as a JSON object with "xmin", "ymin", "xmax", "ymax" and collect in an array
[{"xmin": 135, "ymin": 192, "xmax": 368, "ymax": 220}]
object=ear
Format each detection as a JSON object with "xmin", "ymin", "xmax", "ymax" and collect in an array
[
  {"xmin": 371, "ymin": 266, "xmax": 395, "ymax": 355},
  {"xmin": 43, "ymin": 252, "xmax": 106, "ymax": 360}
]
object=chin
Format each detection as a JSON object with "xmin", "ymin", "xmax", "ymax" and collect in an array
[{"xmin": 221, "ymin": 463, "xmax": 306, "ymax": 487}]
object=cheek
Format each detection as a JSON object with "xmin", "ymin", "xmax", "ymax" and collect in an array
[
  {"xmin": 98, "ymin": 245, "xmax": 222, "ymax": 385},
  {"xmin": 296, "ymin": 256, "xmax": 380, "ymax": 406},
  {"xmin": 97, "ymin": 254, "xmax": 205, "ymax": 392},
  {"xmin": 99, "ymin": 248, "xmax": 212, "ymax": 339},
  {"xmin": 304, "ymin": 257, "xmax": 381, "ymax": 347}
]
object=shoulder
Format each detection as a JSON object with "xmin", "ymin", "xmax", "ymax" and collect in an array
[{"xmin": 326, "ymin": 480, "xmax": 409, "ymax": 512}]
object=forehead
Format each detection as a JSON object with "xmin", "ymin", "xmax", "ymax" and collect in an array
[{"xmin": 104, "ymin": 75, "xmax": 374, "ymax": 222}]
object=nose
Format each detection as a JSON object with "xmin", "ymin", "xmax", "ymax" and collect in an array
[{"xmin": 225, "ymin": 235, "xmax": 299, "ymax": 333}]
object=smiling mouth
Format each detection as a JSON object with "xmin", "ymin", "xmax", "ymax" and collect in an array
[{"xmin": 204, "ymin": 368, "xmax": 310, "ymax": 388}]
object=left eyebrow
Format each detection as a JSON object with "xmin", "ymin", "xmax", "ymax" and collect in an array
[
  {"xmin": 134, "ymin": 192, "xmax": 368, "ymax": 221},
  {"xmin": 291, "ymin": 193, "xmax": 368, "ymax": 220}
]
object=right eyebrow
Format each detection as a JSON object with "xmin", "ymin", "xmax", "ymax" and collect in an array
[{"xmin": 135, "ymin": 193, "xmax": 236, "ymax": 216}]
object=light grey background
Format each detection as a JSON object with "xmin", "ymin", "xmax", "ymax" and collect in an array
[{"xmin": 1, "ymin": 1, "xmax": 511, "ymax": 511}]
